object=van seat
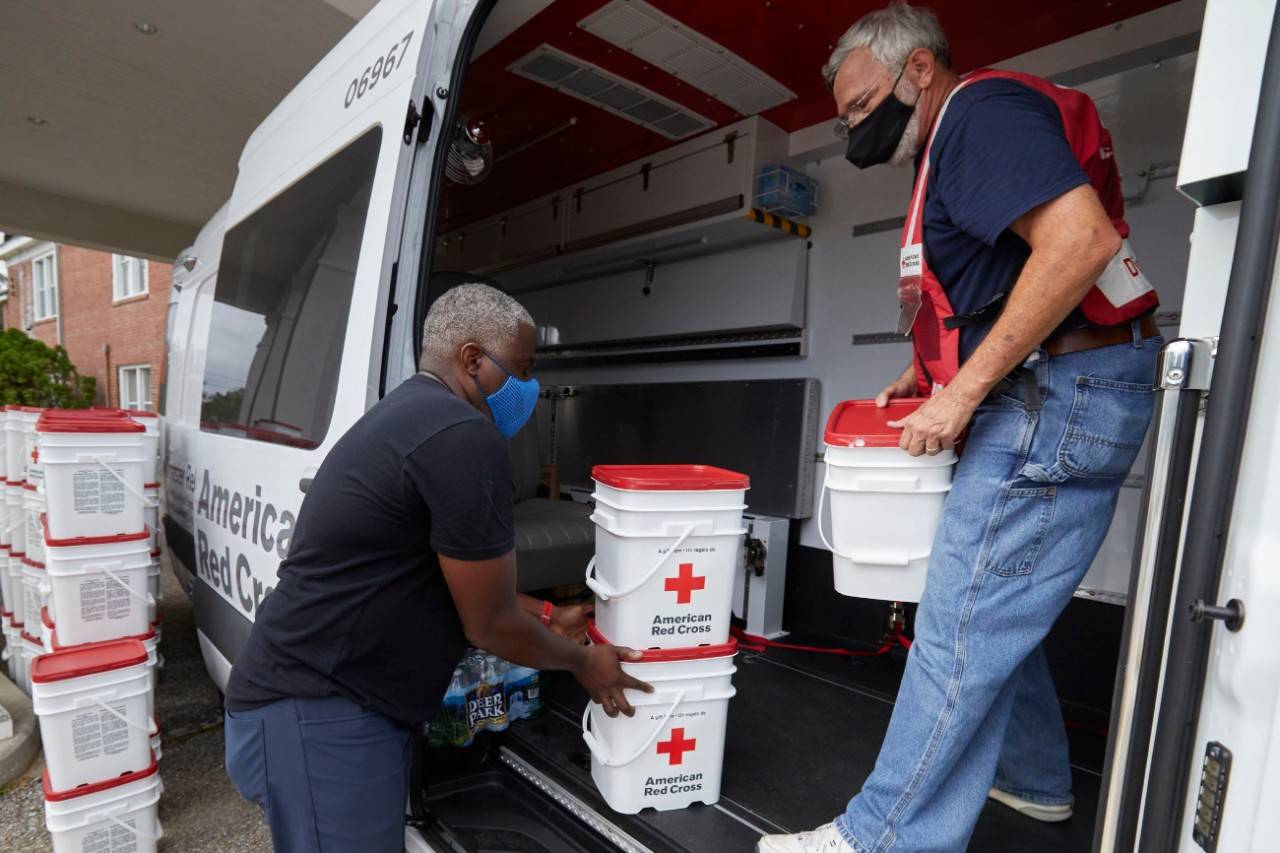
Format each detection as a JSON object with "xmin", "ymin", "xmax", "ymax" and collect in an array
[
  {"xmin": 513, "ymin": 498, "xmax": 595, "ymax": 591},
  {"xmin": 509, "ymin": 411, "xmax": 594, "ymax": 592}
]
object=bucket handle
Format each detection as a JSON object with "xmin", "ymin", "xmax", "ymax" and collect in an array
[
  {"xmin": 816, "ymin": 464, "xmax": 854, "ymax": 562},
  {"xmin": 99, "ymin": 565, "xmax": 156, "ymax": 609},
  {"xmin": 94, "ymin": 810, "xmax": 163, "ymax": 842},
  {"xmin": 584, "ymin": 524, "xmax": 697, "ymax": 602},
  {"xmin": 93, "ymin": 701, "xmax": 155, "ymax": 737},
  {"xmin": 0, "ymin": 515, "xmax": 23, "ymax": 535},
  {"xmin": 90, "ymin": 458, "xmax": 153, "ymax": 507},
  {"xmin": 581, "ymin": 690, "xmax": 686, "ymax": 768}
]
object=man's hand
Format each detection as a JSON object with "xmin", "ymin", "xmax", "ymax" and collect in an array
[
  {"xmin": 876, "ymin": 362, "xmax": 918, "ymax": 407},
  {"xmin": 549, "ymin": 602, "xmax": 593, "ymax": 643},
  {"xmin": 574, "ymin": 644, "xmax": 653, "ymax": 717},
  {"xmin": 887, "ymin": 383, "xmax": 982, "ymax": 456}
]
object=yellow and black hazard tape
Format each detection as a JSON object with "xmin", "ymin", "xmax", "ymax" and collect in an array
[{"xmin": 746, "ymin": 207, "xmax": 812, "ymax": 238}]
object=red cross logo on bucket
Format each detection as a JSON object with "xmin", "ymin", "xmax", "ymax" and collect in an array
[
  {"xmin": 664, "ymin": 563, "xmax": 705, "ymax": 605},
  {"xmin": 657, "ymin": 728, "xmax": 697, "ymax": 765}
]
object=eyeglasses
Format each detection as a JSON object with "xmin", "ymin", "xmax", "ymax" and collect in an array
[{"xmin": 832, "ymin": 65, "xmax": 906, "ymax": 140}]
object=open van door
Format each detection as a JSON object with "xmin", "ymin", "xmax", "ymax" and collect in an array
[{"xmin": 173, "ymin": 0, "xmax": 486, "ymax": 685}]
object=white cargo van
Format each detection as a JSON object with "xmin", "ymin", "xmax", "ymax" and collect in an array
[{"xmin": 161, "ymin": 0, "xmax": 1280, "ymax": 850}]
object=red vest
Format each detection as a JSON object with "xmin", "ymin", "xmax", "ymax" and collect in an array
[{"xmin": 901, "ymin": 68, "xmax": 1159, "ymax": 396}]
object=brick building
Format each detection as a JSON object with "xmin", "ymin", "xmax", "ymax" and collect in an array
[{"xmin": 0, "ymin": 235, "xmax": 171, "ymax": 410}]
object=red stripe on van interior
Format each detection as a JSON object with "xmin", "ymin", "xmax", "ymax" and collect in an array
[
  {"xmin": 43, "ymin": 753, "xmax": 158, "ymax": 802},
  {"xmin": 591, "ymin": 464, "xmax": 749, "ymax": 491},
  {"xmin": 30, "ymin": 637, "xmax": 148, "ymax": 683},
  {"xmin": 41, "ymin": 514, "xmax": 150, "ymax": 548},
  {"xmin": 587, "ymin": 621, "xmax": 737, "ymax": 661}
]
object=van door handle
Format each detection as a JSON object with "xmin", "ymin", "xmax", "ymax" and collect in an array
[{"xmin": 299, "ymin": 478, "xmax": 313, "ymax": 494}]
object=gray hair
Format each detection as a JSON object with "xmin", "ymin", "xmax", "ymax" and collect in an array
[
  {"xmin": 823, "ymin": 2, "xmax": 950, "ymax": 90},
  {"xmin": 421, "ymin": 282, "xmax": 533, "ymax": 364}
]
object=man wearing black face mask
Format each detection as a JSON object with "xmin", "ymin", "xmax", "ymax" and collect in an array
[
  {"xmin": 760, "ymin": 3, "xmax": 1160, "ymax": 853},
  {"xmin": 224, "ymin": 283, "xmax": 651, "ymax": 853}
]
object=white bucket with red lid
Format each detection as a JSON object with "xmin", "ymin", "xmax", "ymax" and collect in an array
[
  {"xmin": 32, "ymin": 637, "xmax": 154, "ymax": 790},
  {"xmin": 19, "ymin": 628, "xmax": 45, "ymax": 695},
  {"xmin": 6, "ymin": 481, "xmax": 27, "ymax": 558},
  {"xmin": 20, "ymin": 555, "xmax": 46, "ymax": 647},
  {"xmin": 586, "ymin": 465, "xmax": 748, "ymax": 650},
  {"xmin": 52, "ymin": 622, "xmax": 161, "ymax": 722},
  {"xmin": 43, "ymin": 753, "xmax": 162, "ymax": 853},
  {"xmin": 2, "ymin": 618, "xmax": 19, "ymax": 682},
  {"xmin": 0, "ymin": 548, "xmax": 12, "ymax": 618},
  {"xmin": 37, "ymin": 412, "xmax": 148, "ymax": 540},
  {"xmin": 23, "ymin": 483, "xmax": 45, "ymax": 565},
  {"xmin": 41, "ymin": 516, "xmax": 153, "ymax": 647},
  {"xmin": 582, "ymin": 622, "xmax": 737, "ymax": 814},
  {"xmin": 90, "ymin": 408, "xmax": 160, "ymax": 485},
  {"xmin": 820, "ymin": 400, "xmax": 957, "ymax": 603},
  {"xmin": 7, "ymin": 406, "xmax": 43, "ymax": 484}
]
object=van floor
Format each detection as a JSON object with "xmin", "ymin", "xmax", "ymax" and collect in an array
[{"xmin": 422, "ymin": 638, "xmax": 1106, "ymax": 853}]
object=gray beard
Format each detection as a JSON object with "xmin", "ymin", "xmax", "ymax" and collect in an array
[{"xmin": 888, "ymin": 108, "xmax": 922, "ymax": 167}]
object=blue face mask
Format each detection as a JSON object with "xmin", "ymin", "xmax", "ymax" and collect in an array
[{"xmin": 478, "ymin": 352, "xmax": 539, "ymax": 439}]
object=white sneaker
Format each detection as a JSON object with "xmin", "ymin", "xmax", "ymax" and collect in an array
[
  {"xmin": 757, "ymin": 822, "xmax": 858, "ymax": 853},
  {"xmin": 988, "ymin": 787, "xmax": 1073, "ymax": 822}
]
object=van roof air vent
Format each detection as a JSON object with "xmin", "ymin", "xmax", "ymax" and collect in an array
[
  {"xmin": 579, "ymin": 0, "xmax": 796, "ymax": 117},
  {"xmin": 509, "ymin": 45, "xmax": 712, "ymax": 140}
]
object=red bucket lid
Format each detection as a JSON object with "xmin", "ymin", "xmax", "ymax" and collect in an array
[
  {"xmin": 89, "ymin": 407, "xmax": 157, "ymax": 419},
  {"xmin": 36, "ymin": 412, "xmax": 144, "ymax": 433},
  {"xmin": 31, "ymin": 638, "xmax": 148, "ymax": 683},
  {"xmin": 5, "ymin": 405, "xmax": 44, "ymax": 413},
  {"xmin": 41, "ymin": 514, "xmax": 150, "ymax": 548},
  {"xmin": 824, "ymin": 399, "xmax": 927, "ymax": 448},
  {"xmin": 20, "ymin": 555, "xmax": 45, "ymax": 570},
  {"xmin": 592, "ymin": 464, "xmax": 749, "ymax": 491},
  {"xmin": 20, "ymin": 629, "xmax": 42, "ymax": 645},
  {"xmin": 586, "ymin": 621, "xmax": 737, "ymax": 662},
  {"xmin": 50, "ymin": 624, "xmax": 156, "ymax": 653},
  {"xmin": 20, "ymin": 482, "xmax": 36, "ymax": 491},
  {"xmin": 144, "ymin": 482, "xmax": 160, "ymax": 490},
  {"xmin": 44, "ymin": 753, "xmax": 158, "ymax": 801},
  {"xmin": 41, "ymin": 607, "xmax": 53, "ymax": 629}
]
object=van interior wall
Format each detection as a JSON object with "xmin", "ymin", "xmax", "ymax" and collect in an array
[{"xmin": 517, "ymin": 53, "xmax": 1198, "ymax": 718}]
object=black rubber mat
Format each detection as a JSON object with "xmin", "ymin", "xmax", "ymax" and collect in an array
[{"xmin": 424, "ymin": 637, "xmax": 1105, "ymax": 850}]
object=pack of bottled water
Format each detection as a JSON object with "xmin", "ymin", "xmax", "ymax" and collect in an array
[{"xmin": 428, "ymin": 648, "xmax": 542, "ymax": 748}]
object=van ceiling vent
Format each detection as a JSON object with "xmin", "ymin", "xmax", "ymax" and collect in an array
[
  {"xmin": 579, "ymin": 0, "xmax": 796, "ymax": 117},
  {"xmin": 509, "ymin": 45, "xmax": 713, "ymax": 140}
]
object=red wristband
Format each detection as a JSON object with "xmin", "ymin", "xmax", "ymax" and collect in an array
[{"xmin": 540, "ymin": 600, "xmax": 554, "ymax": 627}]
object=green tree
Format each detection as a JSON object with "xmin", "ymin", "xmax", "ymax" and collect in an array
[{"xmin": 0, "ymin": 329, "xmax": 96, "ymax": 408}]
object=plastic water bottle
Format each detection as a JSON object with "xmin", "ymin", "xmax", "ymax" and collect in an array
[
  {"xmin": 429, "ymin": 657, "xmax": 475, "ymax": 747},
  {"xmin": 480, "ymin": 655, "xmax": 510, "ymax": 733},
  {"xmin": 506, "ymin": 664, "xmax": 542, "ymax": 722}
]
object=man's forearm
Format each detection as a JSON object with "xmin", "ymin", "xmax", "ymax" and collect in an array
[
  {"xmin": 949, "ymin": 237, "xmax": 1117, "ymax": 404},
  {"xmin": 468, "ymin": 605, "xmax": 587, "ymax": 673}
]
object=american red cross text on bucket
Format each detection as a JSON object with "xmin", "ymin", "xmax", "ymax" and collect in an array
[{"xmin": 664, "ymin": 564, "xmax": 705, "ymax": 604}]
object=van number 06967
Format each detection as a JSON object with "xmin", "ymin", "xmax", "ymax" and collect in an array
[{"xmin": 344, "ymin": 31, "xmax": 414, "ymax": 109}]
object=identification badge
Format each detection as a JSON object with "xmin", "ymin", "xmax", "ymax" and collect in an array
[
  {"xmin": 1096, "ymin": 237, "xmax": 1155, "ymax": 307},
  {"xmin": 897, "ymin": 243, "xmax": 925, "ymax": 335}
]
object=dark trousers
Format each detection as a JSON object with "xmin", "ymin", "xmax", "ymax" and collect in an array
[{"xmin": 224, "ymin": 695, "xmax": 412, "ymax": 852}]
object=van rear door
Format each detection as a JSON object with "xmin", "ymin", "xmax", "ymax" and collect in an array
[{"xmin": 181, "ymin": 0, "xmax": 479, "ymax": 683}]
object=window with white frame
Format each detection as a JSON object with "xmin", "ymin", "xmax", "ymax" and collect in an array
[
  {"xmin": 112, "ymin": 254, "xmax": 148, "ymax": 300},
  {"xmin": 119, "ymin": 364, "xmax": 153, "ymax": 411},
  {"xmin": 31, "ymin": 252, "xmax": 57, "ymax": 321}
]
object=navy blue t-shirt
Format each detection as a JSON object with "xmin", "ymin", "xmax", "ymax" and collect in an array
[
  {"xmin": 224, "ymin": 375, "xmax": 515, "ymax": 725},
  {"xmin": 922, "ymin": 79, "xmax": 1092, "ymax": 361}
]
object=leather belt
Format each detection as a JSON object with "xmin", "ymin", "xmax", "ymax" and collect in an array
[{"xmin": 1042, "ymin": 315, "xmax": 1159, "ymax": 358}]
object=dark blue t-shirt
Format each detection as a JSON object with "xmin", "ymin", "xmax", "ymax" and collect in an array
[
  {"xmin": 225, "ymin": 375, "xmax": 515, "ymax": 725},
  {"xmin": 922, "ymin": 79, "xmax": 1092, "ymax": 361}
]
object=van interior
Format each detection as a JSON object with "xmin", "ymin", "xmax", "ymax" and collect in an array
[{"xmin": 392, "ymin": 1, "xmax": 1204, "ymax": 850}]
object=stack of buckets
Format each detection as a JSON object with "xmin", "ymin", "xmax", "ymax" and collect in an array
[
  {"xmin": 582, "ymin": 464, "xmax": 748, "ymax": 814},
  {"xmin": 819, "ymin": 399, "xmax": 958, "ymax": 602},
  {"xmin": 0, "ymin": 405, "xmax": 164, "ymax": 852}
]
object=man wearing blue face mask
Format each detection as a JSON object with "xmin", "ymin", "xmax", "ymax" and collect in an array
[{"xmin": 223, "ymin": 283, "xmax": 650, "ymax": 853}]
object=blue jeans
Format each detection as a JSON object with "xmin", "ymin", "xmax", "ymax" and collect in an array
[
  {"xmin": 838, "ymin": 333, "xmax": 1161, "ymax": 853},
  {"xmin": 224, "ymin": 695, "xmax": 412, "ymax": 853}
]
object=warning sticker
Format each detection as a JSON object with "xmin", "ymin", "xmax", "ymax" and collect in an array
[
  {"xmin": 79, "ymin": 577, "xmax": 137, "ymax": 624},
  {"xmin": 70, "ymin": 702, "xmax": 131, "ymax": 762},
  {"xmin": 81, "ymin": 818, "xmax": 139, "ymax": 853},
  {"xmin": 72, "ymin": 468, "xmax": 127, "ymax": 516}
]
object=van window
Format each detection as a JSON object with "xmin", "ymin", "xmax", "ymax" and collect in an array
[{"xmin": 201, "ymin": 127, "xmax": 381, "ymax": 449}]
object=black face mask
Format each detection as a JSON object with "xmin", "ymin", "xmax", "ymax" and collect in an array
[{"xmin": 844, "ymin": 70, "xmax": 917, "ymax": 169}]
